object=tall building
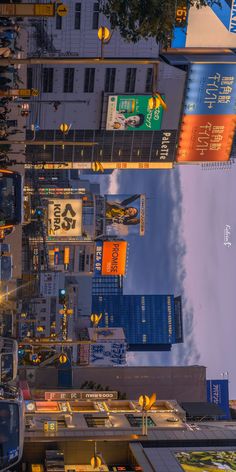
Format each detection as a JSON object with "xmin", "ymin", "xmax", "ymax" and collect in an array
[
  {"xmin": 92, "ymin": 294, "xmax": 183, "ymax": 351},
  {"xmin": 92, "ymin": 275, "xmax": 124, "ymax": 295}
]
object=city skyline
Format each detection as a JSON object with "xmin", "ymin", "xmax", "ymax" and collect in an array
[{"xmin": 92, "ymin": 161, "xmax": 236, "ymax": 397}]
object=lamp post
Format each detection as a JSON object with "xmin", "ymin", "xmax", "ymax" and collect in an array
[
  {"xmin": 138, "ymin": 393, "xmax": 157, "ymax": 436},
  {"xmin": 97, "ymin": 26, "xmax": 112, "ymax": 59}
]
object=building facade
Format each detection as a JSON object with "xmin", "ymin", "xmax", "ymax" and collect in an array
[{"xmin": 92, "ymin": 294, "xmax": 183, "ymax": 351}]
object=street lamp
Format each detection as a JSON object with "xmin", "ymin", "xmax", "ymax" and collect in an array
[
  {"xmin": 59, "ymin": 123, "xmax": 70, "ymax": 134},
  {"xmin": 138, "ymin": 393, "xmax": 156, "ymax": 435},
  {"xmin": 148, "ymin": 93, "xmax": 167, "ymax": 111},
  {"xmin": 90, "ymin": 442, "xmax": 103, "ymax": 469},
  {"xmin": 97, "ymin": 26, "xmax": 112, "ymax": 59}
]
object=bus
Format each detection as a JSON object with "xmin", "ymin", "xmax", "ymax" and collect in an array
[
  {"xmin": 0, "ymin": 337, "xmax": 18, "ymax": 384},
  {"xmin": 0, "ymin": 384, "xmax": 24, "ymax": 472},
  {"xmin": 0, "ymin": 169, "xmax": 23, "ymax": 233}
]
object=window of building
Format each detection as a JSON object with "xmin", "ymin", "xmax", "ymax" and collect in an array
[
  {"xmin": 27, "ymin": 67, "xmax": 33, "ymax": 89},
  {"xmin": 92, "ymin": 2, "xmax": 99, "ymax": 29},
  {"xmin": 56, "ymin": 13, "xmax": 62, "ymax": 30},
  {"xmin": 125, "ymin": 68, "xmax": 137, "ymax": 93},
  {"xmin": 145, "ymin": 67, "xmax": 153, "ymax": 93},
  {"xmin": 84, "ymin": 414, "xmax": 111, "ymax": 428},
  {"xmin": 84, "ymin": 68, "xmax": 95, "ymax": 92},
  {"xmin": 43, "ymin": 68, "xmax": 54, "ymax": 93},
  {"xmin": 105, "ymin": 68, "xmax": 116, "ymax": 93},
  {"xmin": 126, "ymin": 414, "xmax": 156, "ymax": 427},
  {"xmin": 74, "ymin": 2, "xmax": 81, "ymax": 29},
  {"xmin": 63, "ymin": 68, "xmax": 74, "ymax": 93}
]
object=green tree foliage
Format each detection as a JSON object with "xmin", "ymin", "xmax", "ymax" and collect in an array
[{"xmin": 99, "ymin": 0, "xmax": 221, "ymax": 49}]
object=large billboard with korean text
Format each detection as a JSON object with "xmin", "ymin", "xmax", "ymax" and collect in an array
[
  {"xmin": 172, "ymin": 0, "xmax": 236, "ymax": 48},
  {"xmin": 47, "ymin": 199, "xmax": 82, "ymax": 238},
  {"xmin": 106, "ymin": 95, "xmax": 164, "ymax": 131},
  {"xmin": 177, "ymin": 63, "xmax": 236, "ymax": 162},
  {"xmin": 94, "ymin": 241, "xmax": 127, "ymax": 276},
  {"xmin": 176, "ymin": 451, "xmax": 236, "ymax": 471},
  {"xmin": 105, "ymin": 194, "xmax": 145, "ymax": 237}
]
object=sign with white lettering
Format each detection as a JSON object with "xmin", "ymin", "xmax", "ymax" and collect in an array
[
  {"xmin": 45, "ymin": 390, "xmax": 118, "ymax": 401},
  {"xmin": 48, "ymin": 199, "xmax": 82, "ymax": 238}
]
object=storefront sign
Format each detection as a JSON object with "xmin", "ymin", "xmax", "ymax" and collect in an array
[
  {"xmin": 106, "ymin": 95, "xmax": 164, "ymax": 131},
  {"xmin": 0, "ymin": 3, "xmax": 54, "ymax": 16},
  {"xmin": 43, "ymin": 421, "xmax": 58, "ymax": 432},
  {"xmin": 207, "ymin": 379, "xmax": 230, "ymax": 419},
  {"xmin": 45, "ymin": 391, "xmax": 118, "ymax": 401},
  {"xmin": 48, "ymin": 199, "xmax": 82, "ymax": 238}
]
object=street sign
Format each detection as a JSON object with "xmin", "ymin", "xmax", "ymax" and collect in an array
[{"xmin": 56, "ymin": 3, "xmax": 68, "ymax": 16}]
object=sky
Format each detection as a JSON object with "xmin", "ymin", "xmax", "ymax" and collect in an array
[{"xmin": 91, "ymin": 159, "xmax": 236, "ymax": 398}]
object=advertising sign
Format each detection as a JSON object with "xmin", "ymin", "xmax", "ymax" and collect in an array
[
  {"xmin": 105, "ymin": 194, "xmax": 145, "ymax": 237},
  {"xmin": 102, "ymin": 241, "xmax": 127, "ymax": 276},
  {"xmin": 184, "ymin": 63, "xmax": 236, "ymax": 116},
  {"xmin": 176, "ymin": 451, "xmax": 236, "ymax": 471},
  {"xmin": 90, "ymin": 342, "xmax": 127, "ymax": 366},
  {"xmin": 171, "ymin": 0, "xmax": 236, "ymax": 48},
  {"xmin": 177, "ymin": 114, "xmax": 235, "ymax": 162},
  {"xmin": 45, "ymin": 390, "xmax": 118, "ymax": 401},
  {"xmin": 88, "ymin": 328, "xmax": 125, "ymax": 341},
  {"xmin": 207, "ymin": 379, "xmax": 230, "ymax": 419},
  {"xmin": 106, "ymin": 95, "xmax": 164, "ymax": 131},
  {"xmin": 177, "ymin": 62, "xmax": 236, "ymax": 162},
  {"xmin": 94, "ymin": 241, "xmax": 127, "ymax": 276},
  {"xmin": 48, "ymin": 199, "xmax": 82, "ymax": 238}
]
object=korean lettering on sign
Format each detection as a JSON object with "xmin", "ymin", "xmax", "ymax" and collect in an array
[
  {"xmin": 184, "ymin": 63, "xmax": 236, "ymax": 115},
  {"xmin": 95, "ymin": 241, "xmax": 103, "ymax": 275}
]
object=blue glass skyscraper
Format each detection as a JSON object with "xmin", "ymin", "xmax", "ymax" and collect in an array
[{"xmin": 92, "ymin": 294, "xmax": 183, "ymax": 351}]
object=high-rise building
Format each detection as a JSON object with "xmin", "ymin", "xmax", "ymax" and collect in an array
[
  {"xmin": 92, "ymin": 275, "xmax": 124, "ymax": 296},
  {"xmin": 92, "ymin": 294, "xmax": 183, "ymax": 351}
]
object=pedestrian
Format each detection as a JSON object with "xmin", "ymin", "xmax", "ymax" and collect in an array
[
  {"xmin": 0, "ymin": 39, "xmax": 11, "ymax": 48},
  {"xmin": 0, "ymin": 77, "xmax": 11, "ymax": 85}
]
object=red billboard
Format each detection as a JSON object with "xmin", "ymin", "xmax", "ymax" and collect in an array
[{"xmin": 177, "ymin": 114, "xmax": 236, "ymax": 162}]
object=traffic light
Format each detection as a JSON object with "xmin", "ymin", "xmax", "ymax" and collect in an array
[{"xmin": 59, "ymin": 288, "xmax": 67, "ymax": 305}]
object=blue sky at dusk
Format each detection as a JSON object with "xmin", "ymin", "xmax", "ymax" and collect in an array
[{"xmin": 90, "ymin": 162, "xmax": 236, "ymax": 397}]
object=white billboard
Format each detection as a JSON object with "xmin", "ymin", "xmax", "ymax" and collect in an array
[
  {"xmin": 90, "ymin": 342, "xmax": 127, "ymax": 366},
  {"xmin": 48, "ymin": 199, "xmax": 82, "ymax": 238}
]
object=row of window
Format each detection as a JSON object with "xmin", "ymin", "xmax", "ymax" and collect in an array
[
  {"xmin": 40, "ymin": 67, "xmax": 153, "ymax": 94},
  {"xmin": 56, "ymin": 2, "xmax": 99, "ymax": 30}
]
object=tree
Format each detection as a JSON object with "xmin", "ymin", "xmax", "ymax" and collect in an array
[{"xmin": 99, "ymin": 0, "xmax": 221, "ymax": 50}]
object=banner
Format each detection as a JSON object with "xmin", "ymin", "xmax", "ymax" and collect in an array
[
  {"xmin": 105, "ymin": 194, "xmax": 145, "ymax": 237},
  {"xmin": 177, "ymin": 114, "xmax": 235, "ymax": 162},
  {"xmin": 176, "ymin": 451, "xmax": 236, "ymax": 471},
  {"xmin": 207, "ymin": 379, "xmax": 230, "ymax": 419},
  {"xmin": 48, "ymin": 199, "xmax": 82, "ymax": 238},
  {"xmin": 184, "ymin": 63, "xmax": 236, "ymax": 115},
  {"xmin": 106, "ymin": 95, "xmax": 164, "ymax": 131}
]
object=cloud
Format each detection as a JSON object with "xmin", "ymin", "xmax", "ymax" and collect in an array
[{"xmin": 107, "ymin": 170, "xmax": 120, "ymax": 194}]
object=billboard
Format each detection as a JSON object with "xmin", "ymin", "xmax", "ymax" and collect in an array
[
  {"xmin": 48, "ymin": 199, "xmax": 82, "ymax": 238},
  {"xmin": 207, "ymin": 379, "xmax": 230, "ymax": 419},
  {"xmin": 105, "ymin": 194, "xmax": 145, "ymax": 237},
  {"xmin": 90, "ymin": 342, "xmax": 127, "ymax": 366},
  {"xmin": 176, "ymin": 451, "xmax": 236, "ymax": 471},
  {"xmin": 106, "ymin": 95, "xmax": 164, "ymax": 131},
  {"xmin": 184, "ymin": 64, "xmax": 236, "ymax": 116},
  {"xmin": 177, "ymin": 114, "xmax": 235, "ymax": 162},
  {"xmin": 177, "ymin": 63, "xmax": 236, "ymax": 162},
  {"xmin": 172, "ymin": 0, "xmax": 236, "ymax": 48},
  {"xmin": 88, "ymin": 327, "xmax": 125, "ymax": 341},
  {"xmin": 94, "ymin": 241, "xmax": 127, "ymax": 276}
]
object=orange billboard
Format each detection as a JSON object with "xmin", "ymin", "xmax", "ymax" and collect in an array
[
  {"xmin": 101, "ymin": 241, "xmax": 127, "ymax": 276},
  {"xmin": 176, "ymin": 114, "xmax": 236, "ymax": 162}
]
